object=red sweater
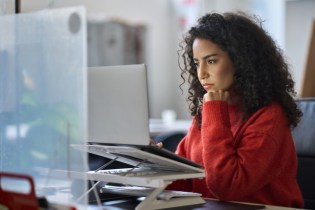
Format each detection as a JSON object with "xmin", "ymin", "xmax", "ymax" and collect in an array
[{"xmin": 168, "ymin": 101, "xmax": 303, "ymax": 208}]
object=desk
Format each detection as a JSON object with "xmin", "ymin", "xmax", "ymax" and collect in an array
[{"xmin": 88, "ymin": 197, "xmax": 303, "ymax": 210}]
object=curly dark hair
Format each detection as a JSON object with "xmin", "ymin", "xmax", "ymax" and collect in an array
[{"xmin": 179, "ymin": 11, "xmax": 302, "ymax": 128}]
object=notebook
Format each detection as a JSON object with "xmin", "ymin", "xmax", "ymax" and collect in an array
[{"xmin": 83, "ymin": 64, "xmax": 204, "ymax": 176}]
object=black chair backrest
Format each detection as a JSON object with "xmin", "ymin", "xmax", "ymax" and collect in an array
[{"xmin": 292, "ymin": 98, "xmax": 315, "ymax": 209}]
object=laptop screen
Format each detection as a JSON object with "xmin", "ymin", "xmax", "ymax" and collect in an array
[{"xmin": 88, "ymin": 64, "xmax": 151, "ymax": 145}]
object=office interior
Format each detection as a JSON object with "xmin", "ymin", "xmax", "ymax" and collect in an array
[
  {"xmin": 3, "ymin": 0, "xmax": 314, "ymax": 120},
  {"xmin": 1, "ymin": 0, "xmax": 315, "ymax": 209}
]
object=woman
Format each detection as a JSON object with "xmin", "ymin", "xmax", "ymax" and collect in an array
[{"xmin": 167, "ymin": 11, "xmax": 304, "ymax": 208}]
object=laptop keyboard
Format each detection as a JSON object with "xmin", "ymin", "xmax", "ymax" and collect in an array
[
  {"xmin": 90, "ymin": 168, "xmax": 160, "ymax": 177},
  {"xmin": 100, "ymin": 185, "xmax": 202, "ymax": 200}
]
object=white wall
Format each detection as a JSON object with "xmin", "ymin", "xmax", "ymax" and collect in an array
[
  {"xmin": 286, "ymin": 0, "xmax": 315, "ymax": 96},
  {"xmin": 0, "ymin": 0, "xmax": 15, "ymax": 14}
]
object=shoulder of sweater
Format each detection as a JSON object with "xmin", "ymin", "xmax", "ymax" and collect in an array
[
  {"xmin": 255, "ymin": 101, "xmax": 285, "ymax": 117},
  {"xmin": 246, "ymin": 101, "xmax": 289, "ymax": 134}
]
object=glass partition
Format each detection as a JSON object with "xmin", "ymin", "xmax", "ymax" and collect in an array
[{"xmin": 0, "ymin": 6, "xmax": 88, "ymax": 208}]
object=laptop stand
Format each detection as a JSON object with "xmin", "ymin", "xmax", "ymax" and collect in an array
[{"xmin": 73, "ymin": 145, "xmax": 206, "ymax": 210}]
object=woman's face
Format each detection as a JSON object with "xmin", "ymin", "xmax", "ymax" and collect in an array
[{"xmin": 192, "ymin": 38, "xmax": 235, "ymax": 92}]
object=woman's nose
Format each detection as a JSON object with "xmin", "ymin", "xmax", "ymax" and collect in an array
[{"xmin": 199, "ymin": 64, "xmax": 209, "ymax": 79}]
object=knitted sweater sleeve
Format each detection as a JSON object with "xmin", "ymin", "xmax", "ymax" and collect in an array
[{"xmin": 202, "ymin": 100, "xmax": 290, "ymax": 200}]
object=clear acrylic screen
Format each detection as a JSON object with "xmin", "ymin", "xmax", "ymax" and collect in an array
[{"xmin": 0, "ymin": 6, "xmax": 88, "ymax": 208}]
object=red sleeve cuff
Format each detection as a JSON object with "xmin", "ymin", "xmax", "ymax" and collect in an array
[{"xmin": 202, "ymin": 101, "xmax": 230, "ymax": 127}]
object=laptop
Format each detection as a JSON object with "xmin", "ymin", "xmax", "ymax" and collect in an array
[{"xmin": 75, "ymin": 64, "xmax": 204, "ymax": 179}]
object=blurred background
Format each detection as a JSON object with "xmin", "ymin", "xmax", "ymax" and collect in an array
[{"xmin": 2, "ymin": 0, "xmax": 315, "ymax": 120}]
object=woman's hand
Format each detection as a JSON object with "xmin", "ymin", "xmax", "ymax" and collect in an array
[
  {"xmin": 150, "ymin": 139, "xmax": 163, "ymax": 149},
  {"xmin": 203, "ymin": 90, "xmax": 230, "ymax": 102}
]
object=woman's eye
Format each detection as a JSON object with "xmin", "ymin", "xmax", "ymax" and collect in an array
[
  {"xmin": 194, "ymin": 62, "xmax": 199, "ymax": 67},
  {"xmin": 207, "ymin": 59, "xmax": 217, "ymax": 64}
]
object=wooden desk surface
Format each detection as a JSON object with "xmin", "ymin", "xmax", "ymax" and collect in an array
[{"xmin": 88, "ymin": 197, "xmax": 303, "ymax": 210}]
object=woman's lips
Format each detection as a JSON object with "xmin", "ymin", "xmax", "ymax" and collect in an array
[{"xmin": 202, "ymin": 84, "xmax": 214, "ymax": 90}]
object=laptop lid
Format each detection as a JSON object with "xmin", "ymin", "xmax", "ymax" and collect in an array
[{"xmin": 88, "ymin": 64, "xmax": 150, "ymax": 145}]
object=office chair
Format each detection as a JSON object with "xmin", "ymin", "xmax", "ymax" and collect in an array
[{"xmin": 292, "ymin": 98, "xmax": 315, "ymax": 209}]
